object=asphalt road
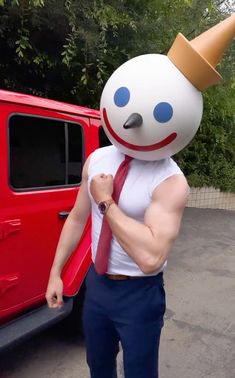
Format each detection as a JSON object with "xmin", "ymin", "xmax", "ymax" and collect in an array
[{"xmin": 0, "ymin": 208, "xmax": 235, "ymax": 378}]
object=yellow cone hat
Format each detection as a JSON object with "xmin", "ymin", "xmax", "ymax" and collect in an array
[{"xmin": 167, "ymin": 14, "xmax": 235, "ymax": 91}]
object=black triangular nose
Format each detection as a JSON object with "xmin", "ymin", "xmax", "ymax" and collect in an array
[{"xmin": 123, "ymin": 113, "xmax": 143, "ymax": 129}]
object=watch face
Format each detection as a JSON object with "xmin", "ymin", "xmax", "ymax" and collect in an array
[{"xmin": 98, "ymin": 202, "xmax": 107, "ymax": 214}]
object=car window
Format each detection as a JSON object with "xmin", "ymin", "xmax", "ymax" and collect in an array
[
  {"xmin": 98, "ymin": 126, "xmax": 111, "ymax": 148},
  {"xmin": 8, "ymin": 115, "xmax": 83, "ymax": 190}
]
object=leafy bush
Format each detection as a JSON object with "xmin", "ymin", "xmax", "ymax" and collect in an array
[
  {"xmin": 175, "ymin": 83, "xmax": 235, "ymax": 192},
  {"xmin": 0, "ymin": 0, "xmax": 234, "ymax": 191}
]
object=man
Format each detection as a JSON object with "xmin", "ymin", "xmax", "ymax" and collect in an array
[
  {"xmin": 46, "ymin": 145, "xmax": 189, "ymax": 378},
  {"xmin": 46, "ymin": 15, "xmax": 234, "ymax": 377}
]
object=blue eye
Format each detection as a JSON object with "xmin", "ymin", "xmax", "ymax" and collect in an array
[
  {"xmin": 114, "ymin": 87, "xmax": 130, "ymax": 107},
  {"xmin": 153, "ymin": 102, "xmax": 173, "ymax": 123}
]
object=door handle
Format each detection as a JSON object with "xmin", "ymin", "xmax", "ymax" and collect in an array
[
  {"xmin": 0, "ymin": 274, "xmax": 20, "ymax": 295},
  {"xmin": 58, "ymin": 211, "xmax": 70, "ymax": 220},
  {"xmin": 0, "ymin": 219, "xmax": 21, "ymax": 240}
]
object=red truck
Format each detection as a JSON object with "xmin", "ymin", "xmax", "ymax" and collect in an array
[{"xmin": 0, "ymin": 89, "xmax": 108, "ymax": 350}]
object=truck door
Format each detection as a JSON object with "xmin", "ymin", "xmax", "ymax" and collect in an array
[{"xmin": 0, "ymin": 109, "xmax": 92, "ymax": 322}]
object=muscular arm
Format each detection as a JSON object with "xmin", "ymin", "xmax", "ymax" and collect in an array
[
  {"xmin": 91, "ymin": 174, "xmax": 189, "ymax": 274},
  {"xmin": 46, "ymin": 156, "xmax": 91, "ymax": 307}
]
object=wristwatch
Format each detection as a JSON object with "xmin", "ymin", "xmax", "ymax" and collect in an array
[{"xmin": 98, "ymin": 198, "xmax": 114, "ymax": 215}]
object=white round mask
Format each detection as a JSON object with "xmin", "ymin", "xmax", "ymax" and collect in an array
[{"xmin": 100, "ymin": 54, "xmax": 203, "ymax": 161}]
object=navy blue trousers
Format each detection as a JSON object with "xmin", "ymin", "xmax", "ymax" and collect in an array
[{"xmin": 82, "ymin": 264, "xmax": 166, "ymax": 378}]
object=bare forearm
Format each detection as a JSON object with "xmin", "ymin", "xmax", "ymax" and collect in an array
[{"xmin": 50, "ymin": 212, "xmax": 86, "ymax": 277}]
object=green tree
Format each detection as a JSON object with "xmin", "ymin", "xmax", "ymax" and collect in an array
[{"xmin": 0, "ymin": 0, "xmax": 234, "ymax": 191}]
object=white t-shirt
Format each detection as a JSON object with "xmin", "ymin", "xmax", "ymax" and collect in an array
[{"xmin": 87, "ymin": 145, "xmax": 184, "ymax": 276}]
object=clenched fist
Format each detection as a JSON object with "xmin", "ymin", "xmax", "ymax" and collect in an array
[
  {"xmin": 90, "ymin": 174, "xmax": 114, "ymax": 204},
  {"xmin": 45, "ymin": 275, "xmax": 63, "ymax": 309}
]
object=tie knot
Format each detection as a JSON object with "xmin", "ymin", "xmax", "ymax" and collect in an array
[{"xmin": 124, "ymin": 155, "xmax": 133, "ymax": 163}]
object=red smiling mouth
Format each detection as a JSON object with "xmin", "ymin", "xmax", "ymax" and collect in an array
[{"xmin": 103, "ymin": 108, "xmax": 177, "ymax": 152}]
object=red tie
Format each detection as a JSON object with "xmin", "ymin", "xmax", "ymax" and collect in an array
[{"xmin": 94, "ymin": 155, "xmax": 133, "ymax": 275}]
